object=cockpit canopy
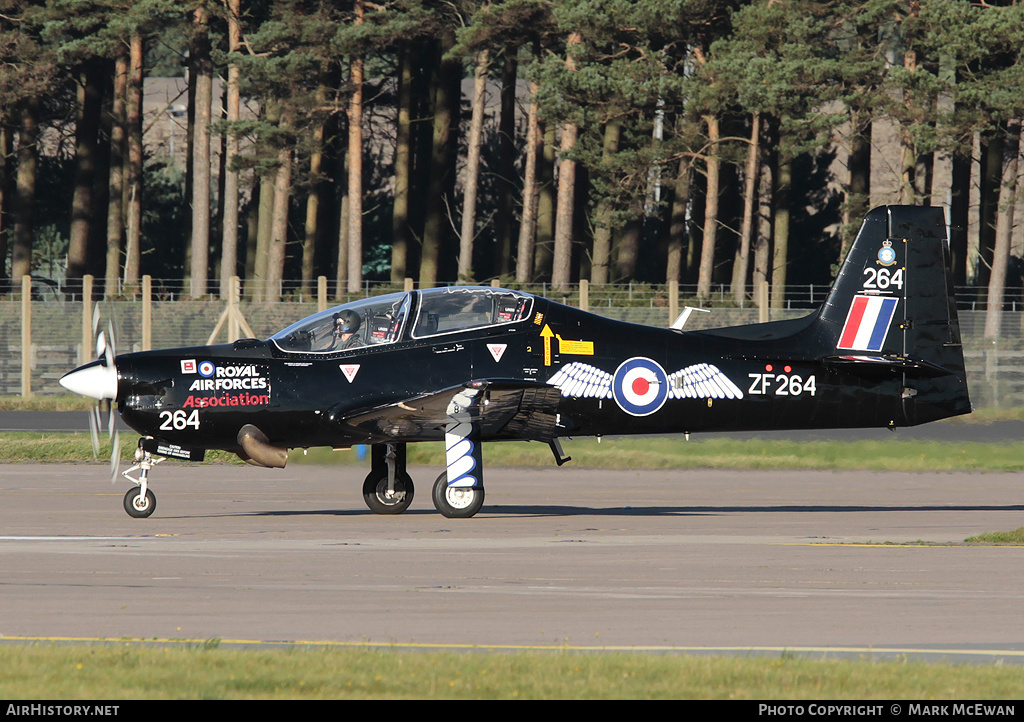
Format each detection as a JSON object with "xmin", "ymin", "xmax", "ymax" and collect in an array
[{"xmin": 270, "ymin": 287, "xmax": 533, "ymax": 354}]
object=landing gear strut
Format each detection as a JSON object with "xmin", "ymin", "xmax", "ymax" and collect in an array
[
  {"xmin": 120, "ymin": 442, "xmax": 165, "ymax": 518},
  {"xmin": 362, "ymin": 442, "xmax": 414, "ymax": 514}
]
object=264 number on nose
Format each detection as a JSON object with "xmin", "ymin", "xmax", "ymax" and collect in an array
[{"xmin": 159, "ymin": 409, "xmax": 200, "ymax": 431}]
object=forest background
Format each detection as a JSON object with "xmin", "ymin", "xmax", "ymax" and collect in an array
[{"xmin": 1, "ymin": 0, "xmax": 1023, "ymax": 336}]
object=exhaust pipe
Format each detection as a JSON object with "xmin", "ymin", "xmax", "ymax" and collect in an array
[{"xmin": 236, "ymin": 424, "xmax": 288, "ymax": 468}]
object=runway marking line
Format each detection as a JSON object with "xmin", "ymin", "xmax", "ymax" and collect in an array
[{"xmin": 3, "ymin": 636, "xmax": 1023, "ymax": 659}]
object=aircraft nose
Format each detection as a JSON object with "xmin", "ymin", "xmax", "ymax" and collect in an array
[{"xmin": 59, "ymin": 359, "xmax": 118, "ymax": 401}]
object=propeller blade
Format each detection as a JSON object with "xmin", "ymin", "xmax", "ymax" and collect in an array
[
  {"xmin": 88, "ymin": 405, "xmax": 100, "ymax": 460},
  {"xmin": 109, "ymin": 429, "xmax": 121, "ymax": 484},
  {"xmin": 105, "ymin": 320, "xmax": 117, "ymax": 365}
]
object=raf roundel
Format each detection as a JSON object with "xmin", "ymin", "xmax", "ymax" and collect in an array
[
  {"xmin": 198, "ymin": 360, "xmax": 216, "ymax": 378},
  {"xmin": 612, "ymin": 357, "xmax": 669, "ymax": 416}
]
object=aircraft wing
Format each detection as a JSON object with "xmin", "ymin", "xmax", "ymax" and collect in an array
[{"xmin": 329, "ymin": 380, "xmax": 562, "ymax": 444}]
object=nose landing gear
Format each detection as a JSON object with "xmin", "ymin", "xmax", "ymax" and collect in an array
[{"xmin": 119, "ymin": 442, "xmax": 166, "ymax": 518}]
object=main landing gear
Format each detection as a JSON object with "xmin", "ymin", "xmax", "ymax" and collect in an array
[
  {"xmin": 362, "ymin": 443, "xmax": 414, "ymax": 514},
  {"xmin": 362, "ymin": 442, "xmax": 487, "ymax": 518}
]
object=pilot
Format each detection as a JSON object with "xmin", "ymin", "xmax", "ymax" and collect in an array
[{"xmin": 332, "ymin": 310, "xmax": 362, "ymax": 350}]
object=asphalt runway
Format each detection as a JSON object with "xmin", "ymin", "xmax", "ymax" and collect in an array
[{"xmin": 1, "ymin": 461, "xmax": 1022, "ymax": 663}]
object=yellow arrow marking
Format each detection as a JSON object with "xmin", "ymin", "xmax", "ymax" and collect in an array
[{"xmin": 540, "ymin": 324, "xmax": 554, "ymax": 366}]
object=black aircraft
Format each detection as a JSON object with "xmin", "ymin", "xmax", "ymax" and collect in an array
[{"xmin": 60, "ymin": 205, "xmax": 971, "ymax": 519}]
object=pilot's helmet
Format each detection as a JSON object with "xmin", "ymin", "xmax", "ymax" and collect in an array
[{"xmin": 333, "ymin": 310, "xmax": 361, "ymax": 334}]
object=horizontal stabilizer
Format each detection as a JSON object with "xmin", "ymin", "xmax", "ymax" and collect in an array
[{"xmin": 822, "ymin": 353, "xmax": 952, "ymax": 376}]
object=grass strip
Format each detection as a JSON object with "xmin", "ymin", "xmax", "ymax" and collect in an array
[
  {"xmin": 4, "ymin": 432, "xmax": 1024, "ymax": 472},
  {"xmin": 317, "ymin": 436, "xmax": 1024, "ymax": 472},
  {"xmin": 1, "ymin": 644, "xmax": 1022, "ymax": 700},
  {"xmin": 965, "ymin": 527, "xmax": 1024, "ymax": 544}
]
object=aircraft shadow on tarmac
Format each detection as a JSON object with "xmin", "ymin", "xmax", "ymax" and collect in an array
[{"xmin": 192, "ymin": 502, "xmax": 1024, "ymax": 519}]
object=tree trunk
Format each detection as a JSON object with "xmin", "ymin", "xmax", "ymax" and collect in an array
[
  {"xmin": 105, "ymin": 51, "xmax": 127, "ymax": 296},
  {"xmin": 391, "ymin": 43, "xmax": 413, "ymax": 283},
  {"xmin": 591, "ymin": 121, "xmax": 620, "ymax": 285},
  {"xmin": 346, "ymin": 58, "xmax": 363, "ymax": 292},
  {"xmin": 732, "ymin": 112, "xmax": 760, "ymax": 304},
  {"xmin": 419, "ymin": 33, "xmax": 460, "ymax": 288},
  {"xmin": 984, "ymin": 119, "xmax": 1021, "ymax": 340},
  {"xmin": 457, "ymin": 49, "xmax": 489, "ymax": 282},
  {"xmin": 336, "ymin": 164, "xmax": 349, "ymax": 298},
  {"xmin": 0, "ymin": 124, "xmax": 12, "ymax": 292},
  {"xmin": 189, "ymin": 4, "xmax": 213, "ymax": 297},
  {"xmin": 753, "ymin": 137, "xmax": 774, "ymax": 291},
  {"xmin": 303, "ymin": 126, "xmax": 323, "ymax": 287},
  {"xmin": 665, "ymin": 156, "xmax": 690, "ymax": 284},
  {"xmin": 346, "ymin": 0, "xmax": 365, "ymax": 293},
  {"xmin": 253, "ymin": 102, "xmax": 279, "ymax": 293},
  {"xmin": 949, "ymin": 147, "xmax": 970, "ymax": 286},
  {"xmin": 266, "ymin": 128, "xmax": 292, "ymax": 303},
  {"xmin": 770, "ymin": 156, "xmax": 791, "ymax": 310},
  {"xmin": 494, "ymin": 52, "xmax": 518, "ymax": 278},
  {"xmin": 844, "ymin": 112, "xmax": 871, "ymax": 262},
  {"xmin": 534, "ymin": 122, "xmax": 556, "ymax": 280},
  {"xmin": 551, "ymin": 32, "xmax": 581, "ymax": 292},
  {"xmin": 515, "ymin": 80, "xmax": 541, "ymax": 283},
  {"xmin": 696, "ymin": 114, "xmax": 720, "ymax": 300},
  {"xmin": 303, "ymin": 69, "xmax": 328, "ymax": 288},
  {"xmin": 551, "ymin": 122, "xmax": 577, "ymax": 291},
  {"xmin": 67, "ymin": 63, "xmax": 103, "ymax": 296},
  {"xmin": 615, "ymin": 201, "xmax": 642, "ymax": 281},
  {"xmin": 123, "ymin": 34, "xmax": 144, "ymax": 289},
  {"xmin": 220, "ymin": 0, "xmax": 242, "ymax": 297},
  {"xmin": 12, "ymin": 97, "xmax": 39, "ymax": 283},
  {"xmin": 976, "ymin": 130, "xmax": 1004, "ymax": 287},
  {"xmin": 244, "ymin": 181, "xmax": 259, "ymax": 279}
]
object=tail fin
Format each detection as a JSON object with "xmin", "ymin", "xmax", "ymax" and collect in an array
[{"xmin": 821, "ymin": 205, "xmax": 971, "ymax": 423}]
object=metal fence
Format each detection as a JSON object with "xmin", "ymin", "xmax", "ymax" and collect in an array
[
  {"xmin": 4, "ymin": 279, "xmax": 1024, "ymax": 408},
  {"xmin": 38, "ymin": 276, "xmax": 1024, "ymax": 311}
]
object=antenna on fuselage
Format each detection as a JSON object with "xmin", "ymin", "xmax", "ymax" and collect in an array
[{"xmin": 670, "ymin": 306, "xmax": 710, "ymax": 330}]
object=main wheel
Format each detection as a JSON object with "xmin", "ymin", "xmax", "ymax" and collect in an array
[
  {"xmin": 123, "ymin": 487, "xmax": 156, "ymax": 518},
  {"xmin": 362, "ymin": 470, "xmax": 414, "ymax": 514},
  {"xmin": 432, "ymin": 472, "xmax": 484, "ymax": 519}
]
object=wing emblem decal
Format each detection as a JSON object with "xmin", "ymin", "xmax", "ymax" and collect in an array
[{"xmin": 549, "ymin": 359, "xmax": 744, "ymax": 414}]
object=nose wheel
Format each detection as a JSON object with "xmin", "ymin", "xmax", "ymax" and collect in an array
[{"xmin": 124, "ymin": 486, "xmax": 156, "ymax": 518}]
